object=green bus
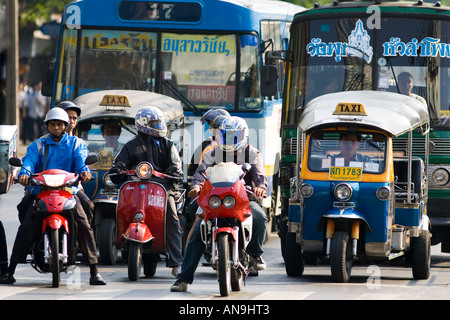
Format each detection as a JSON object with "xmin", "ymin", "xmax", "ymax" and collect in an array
[{"xmin": 262, "ymin": 1, "xmax": 450, "ymax": 257}]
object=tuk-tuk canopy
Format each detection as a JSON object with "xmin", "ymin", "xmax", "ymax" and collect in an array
[
  {"xmin": 74, "ymin": 90, "xmax": 184, "ymax": 126},
  {"xmin": 298, "ymin": 91, "xmax": 429, "ymax": 137}
]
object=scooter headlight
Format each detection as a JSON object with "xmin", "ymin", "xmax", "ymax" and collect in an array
[
  {"xmin": 209, "ymin": 196, "xmax": 221, "ymax": 209},
  {"xmin": 136, "ymin": 162, "xmax": 153, "ymax": 180},
  {"xmin": 223, "ymin": 195, "xmax": 236, "ymax": 208},
  {"xmin": 42, "ymin": 174, "xmax": 66, "ymax": 187},
  {"xmin": 334, "ymin": 183, "xmax": 352, "ymax": 201}
]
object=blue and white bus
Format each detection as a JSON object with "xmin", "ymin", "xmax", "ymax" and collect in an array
[{"xmin": 43, "ymin": 0, "xmax": 304, "ymax": 219}]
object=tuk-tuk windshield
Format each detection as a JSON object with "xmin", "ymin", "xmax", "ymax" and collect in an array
[
  {"xmin": 78, "ymin": 122, "xmax": 136, "ymax": 170},
  {"xmin": 308, "ymin": 131, "xmax": 387, "ymax": 174}
]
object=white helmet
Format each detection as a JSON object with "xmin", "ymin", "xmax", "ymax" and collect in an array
[
  {"xmin": 217, "ymin": 116, "xmax": 249, "ymax": 152},
  {"xmin": 44, "ymin": 107, "xmax": 70, "ymax": 126}
]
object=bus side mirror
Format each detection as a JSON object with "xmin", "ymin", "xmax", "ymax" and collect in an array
[
  {"xmin": 260, "ymin": 65, "xmax": 278, "ymax": 97},
  {"xmin": 41, "ymin": 61, "xmax": 55, "ymax": 97}
]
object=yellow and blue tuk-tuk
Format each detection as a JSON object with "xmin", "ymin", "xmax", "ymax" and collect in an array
[
  {"xmin": 285, "ymin": 91, "xmax": 431, "ymax": 282},
  {"xmin": 75, "ymin": 90, "xmax": 184, "ymax": 264}
]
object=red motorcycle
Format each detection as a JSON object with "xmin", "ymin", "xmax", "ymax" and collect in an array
[
  {"xmin": 197, "ymin": 162, "xmax": 253, "ymax": 297},
  {"xmin": 111, "ymin": 161, "xmax": 184, "ymax": 281},
  {"xmin": 9, "ymin": 155, "xmax": 98, "ymax": 288}
]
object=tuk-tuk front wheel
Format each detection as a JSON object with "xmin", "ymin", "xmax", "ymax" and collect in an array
[
  {"xmin": 128, "ymin": 242, "xmax": 142, "ymax": 281},
  {"xmin": 330, "ymin": 231, "xmax": 353, "ymax": 283},
  {"xmin": 411, "ymin": 230, "xmax": 431, "ymax": 280}
]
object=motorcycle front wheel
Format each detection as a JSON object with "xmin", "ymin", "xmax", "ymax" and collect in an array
[
  {"xmin": 50, "ymin": 229, "xmax": 60, "ymax": 288},
  {"xmin": 128, "ymin": 242, "xmax": 142, "ymax": 281},
  {"xmin": 218, "ymin": 233, "xmax": 231, "ymax": 296}
]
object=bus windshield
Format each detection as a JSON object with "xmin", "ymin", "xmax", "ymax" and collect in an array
[
  {"xmin": 286, "ymin": 17, "xmax": 449, "ymax": 128},
  {"xmin": 54, "ymin": 29, "xmax": 261, "ymax": 112}
]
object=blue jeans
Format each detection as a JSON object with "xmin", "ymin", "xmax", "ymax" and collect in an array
[{"xmin": 177, "ymin": 201, "xmax": 267, "ymax": 284}]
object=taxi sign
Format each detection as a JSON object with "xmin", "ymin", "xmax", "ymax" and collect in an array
[
  {"xmin": 99, "ymin": 95, "xmax": 131, "ymax": 108},
  {"xmin": 332, "ymin": 102, "xmax": 367, "ymax": 116},
  {"xmin": 329, "ymin": 166, "xmax": 362, "ymax": 181}
]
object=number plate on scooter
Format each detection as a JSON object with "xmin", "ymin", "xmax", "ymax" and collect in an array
[{"xmin": 329, "ymin": 166, "xmax": 362, "ymax": 181}]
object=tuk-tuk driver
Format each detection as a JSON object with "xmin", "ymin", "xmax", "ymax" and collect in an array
[{"xmin": 333, "ymin": 133, "xmax": 371, "ymax": 167}]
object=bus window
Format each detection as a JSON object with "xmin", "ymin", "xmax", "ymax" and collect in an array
[{"xmin": 240, "ymin": 34, "xmax": 260, "ymax": 109}]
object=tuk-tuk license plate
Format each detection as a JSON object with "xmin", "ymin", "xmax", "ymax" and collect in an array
[{"xmin": 329, "ymin": 166, "xmax": 362, "ymax": 181}]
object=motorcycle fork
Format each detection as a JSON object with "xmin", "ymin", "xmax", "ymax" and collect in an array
[
  {"xmin": 44, "ymin": 229, "xmax": 68, "ymax": 264},
  {"xmin": 325, "ymin": 219, "xmax": 360, "ymax": 258}
]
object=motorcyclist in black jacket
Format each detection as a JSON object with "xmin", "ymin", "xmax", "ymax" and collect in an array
[{"xmin": 110, "ymin": 106, "xmax": 184, "ymax": 276}]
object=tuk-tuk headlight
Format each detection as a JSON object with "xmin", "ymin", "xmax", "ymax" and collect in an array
[
  {"xmin": 334, "ymin": 183, "xmax": 352, "ymax": 201},
  {"xmin": 209, "ymin": 196, "xmax": 221, "ymax": 208},
  {"xmin": 432, "ymin": 168, "xmax": 449, "ymax": 186},
  {"xmin": 136, "ymin": 162, "xmax": 153, "ymax": 180},
  {"xmin": 134, "ymin": 212, "xmax": 144, "ymax": 222},
  {"xmin": 376, "ymin": 186, "xmax": 390, "ymax": 200},
  {"xmin": 103, "ymin": 173, "xmax": 117, "ymax": 188},
  {"xmin": 300, "ymin": 183, "xmax": 314, "ymax": 198}
]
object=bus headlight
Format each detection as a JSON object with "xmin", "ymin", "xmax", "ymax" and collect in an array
[
  {"xmin": 300, "ymin": 183, "xmax": 314, "ymax": 198},
  {"xmin": 209, "ymin": 196, "xmax": 221, "ymax": 208},
  {"xmin": 334, "ymin": 183, "xmax": 352, "ymax": 201},
  {"xmin": 432, "ymin": 168, "xmax": 449, "ymax": 186},
  {"xmin": 376, "ymin": 186, "xmax": 390, "ymax": 200}
]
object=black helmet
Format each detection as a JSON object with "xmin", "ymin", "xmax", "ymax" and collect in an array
[
  {"xmin": 58, "ymin": 101, "xmax": 81, "ymax": 116},
  {"xmin": 200, "ymin": 109, "xmax": 230, "ymax": 124}
]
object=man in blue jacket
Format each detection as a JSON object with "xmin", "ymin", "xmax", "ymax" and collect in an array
[{"xmin": 0, "ymin": 108, "xmax": 106, "ymax": 285}]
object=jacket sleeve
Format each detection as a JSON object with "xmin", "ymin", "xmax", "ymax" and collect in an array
[
  {"xmin": 73, "ymin": 137, "xmax": 90, "ymax": 174},
  {"xmin": 165, "ymin": 143, "xmax": 184, "ymax": 179},
  {"xmin": 190, "ymin": 148, "xmax": 215, "ymax": 190},
  {"xmin": 20, "ymin": 141, "xmax": 40, "ymax": 176},
  {"xmin": 248, "ymin": 145, "xmax": 268, "ymax": 190}
]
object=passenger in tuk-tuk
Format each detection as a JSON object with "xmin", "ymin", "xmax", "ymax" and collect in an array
[
  {"xmin": 109, "ymin": 106, "xmax": 184, "ymax": 277},
  {"xmin": 332, "ymin": 133, "xmax": 372, "ymax": 167},
  {"xmin": 101, "ymin": 122, "xmax": 122, "ymax": 152},
  {"xmin": 58, "ymin": 101, "xmax": 95, "ymax": 225}
]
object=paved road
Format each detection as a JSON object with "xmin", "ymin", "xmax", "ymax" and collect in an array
[{"xmin": 1, "ymin": 184, "xmax": 450, "ymax": 302}]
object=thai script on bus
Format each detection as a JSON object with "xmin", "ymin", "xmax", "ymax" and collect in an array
[
  {"xmin": 79, "ymin": 31, "xmax": 156, "ymax": 52},
  {"xmin": 382, "ymin": 37, "xmax": 450, "ymax": 58},
  {"xmin": 306, "ymin": 20, "xmax": 373, "ymax": 63},
  {"xmin": 162, "ymin": 35, "xmax": 234, "ymax": 56},
  {"xmin": 187, "ymin": 85, "xmax": 235, "ymax": 103}
]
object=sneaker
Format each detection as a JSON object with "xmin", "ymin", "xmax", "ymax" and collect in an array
[
  {"xmin": 171, "ymin": 266, "xmax": 181, "ymax": 277},
  {"xmin": 170, "ymin": 279, "xmax": 188, "ymax": 292},
  {"xmin": 250, "ymin": 255, "xmax": 266, "ymax": 271}
]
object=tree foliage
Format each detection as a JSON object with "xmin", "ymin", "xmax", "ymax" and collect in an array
[{"xmin": 14, "ymin": 0, "xmax": 72, "ymax": 26}]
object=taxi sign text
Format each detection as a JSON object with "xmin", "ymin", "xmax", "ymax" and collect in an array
[
  {"xmin": 333, "ymin": 103, "xmax": 367, "ymax": 116},
  {"xmin": 100, "ymin": 95, "xmax": 131, "ymax": 107}
]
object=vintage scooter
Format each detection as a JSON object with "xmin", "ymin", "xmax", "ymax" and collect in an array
[
  {"xmin": 285, "ymin": 91, "xmax": 431, "ymax": 282},
  {"xmin": 9, "ymin": 155, "xmax": 98, "ymax": 288},
  {"xmin": 197, "ymin": 162, "xmax": 253, "ymax": 297},
  {"xmin": 110, "ymin": 161, "xmax": 184, "ymax": 281}
]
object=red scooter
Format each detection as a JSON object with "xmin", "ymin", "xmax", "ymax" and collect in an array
[
  {"xmin": 197, "ymin": 162, "xmax": 253, "ymax": 297},
  {"xmin": 111, "ymin": 161, "xmax": 183, "ymax": 281},
  {"xmin": 9, "ymin": 155, "xmax": 98, "ymax": 288}
]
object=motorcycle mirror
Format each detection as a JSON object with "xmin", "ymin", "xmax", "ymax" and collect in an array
[
  {"xmin": 9, "ymin": 157, "xmax": 23, "ymax": 167},
  {"xmin": 242, "ymin": 163, "xmax": 251, "ymax": 173},
  {"xmin": 198, "ymin": 164, "xmax": 207, "ymax": 174},
  {"xmin": 115, "ymin": 161, "xmax": 127, "ymax": 170},
  {"xmin": 85, "ymin": 154, "xmax": 99, "ymax": 166}
]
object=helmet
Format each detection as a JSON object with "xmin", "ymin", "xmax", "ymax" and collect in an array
[
  {"xmin": 201, "ymin": 109, "xmax": 230, "ymax": 124},
  {"xmin": 135, "ymin": 106, "xmax": 167, "ymax": 137},
  {"xmin": 44, "ymin": 107, "xmax": 70, "ymax": 126},
  {"xmin": 57, "ymin": 101, "xmax": 81, "ymax": 116},
  {"xmin": 218, "ymin": 116, "xmax": 249, "ymax": 152},
  {"xmin": 211, "ymin": 115, "xmax": 229, "ymax": 129}
]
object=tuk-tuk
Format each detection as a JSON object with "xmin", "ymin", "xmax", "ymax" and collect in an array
[
  {"xmin": 0, "ymin": 125, "xmax": 18, "ymax": 195},
  {"xmin": 74, "ymin": 90, "xmax": 184, "ymax": 265},
  {"xmin": 285, "ymin": 91, "xmax": 431, "ymax": 282}
]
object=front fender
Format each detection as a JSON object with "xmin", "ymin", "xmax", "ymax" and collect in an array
[
  {"xmin": 321, "ymin": 207, "xmax": 372, "ymax": 233},
  {"xmin": 42, "ymin": 214, "xmax": 69, "ymax": 234},
  {"xmin": 123, "ymin": 222, "xmax": 154, "ymax": 243}
]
